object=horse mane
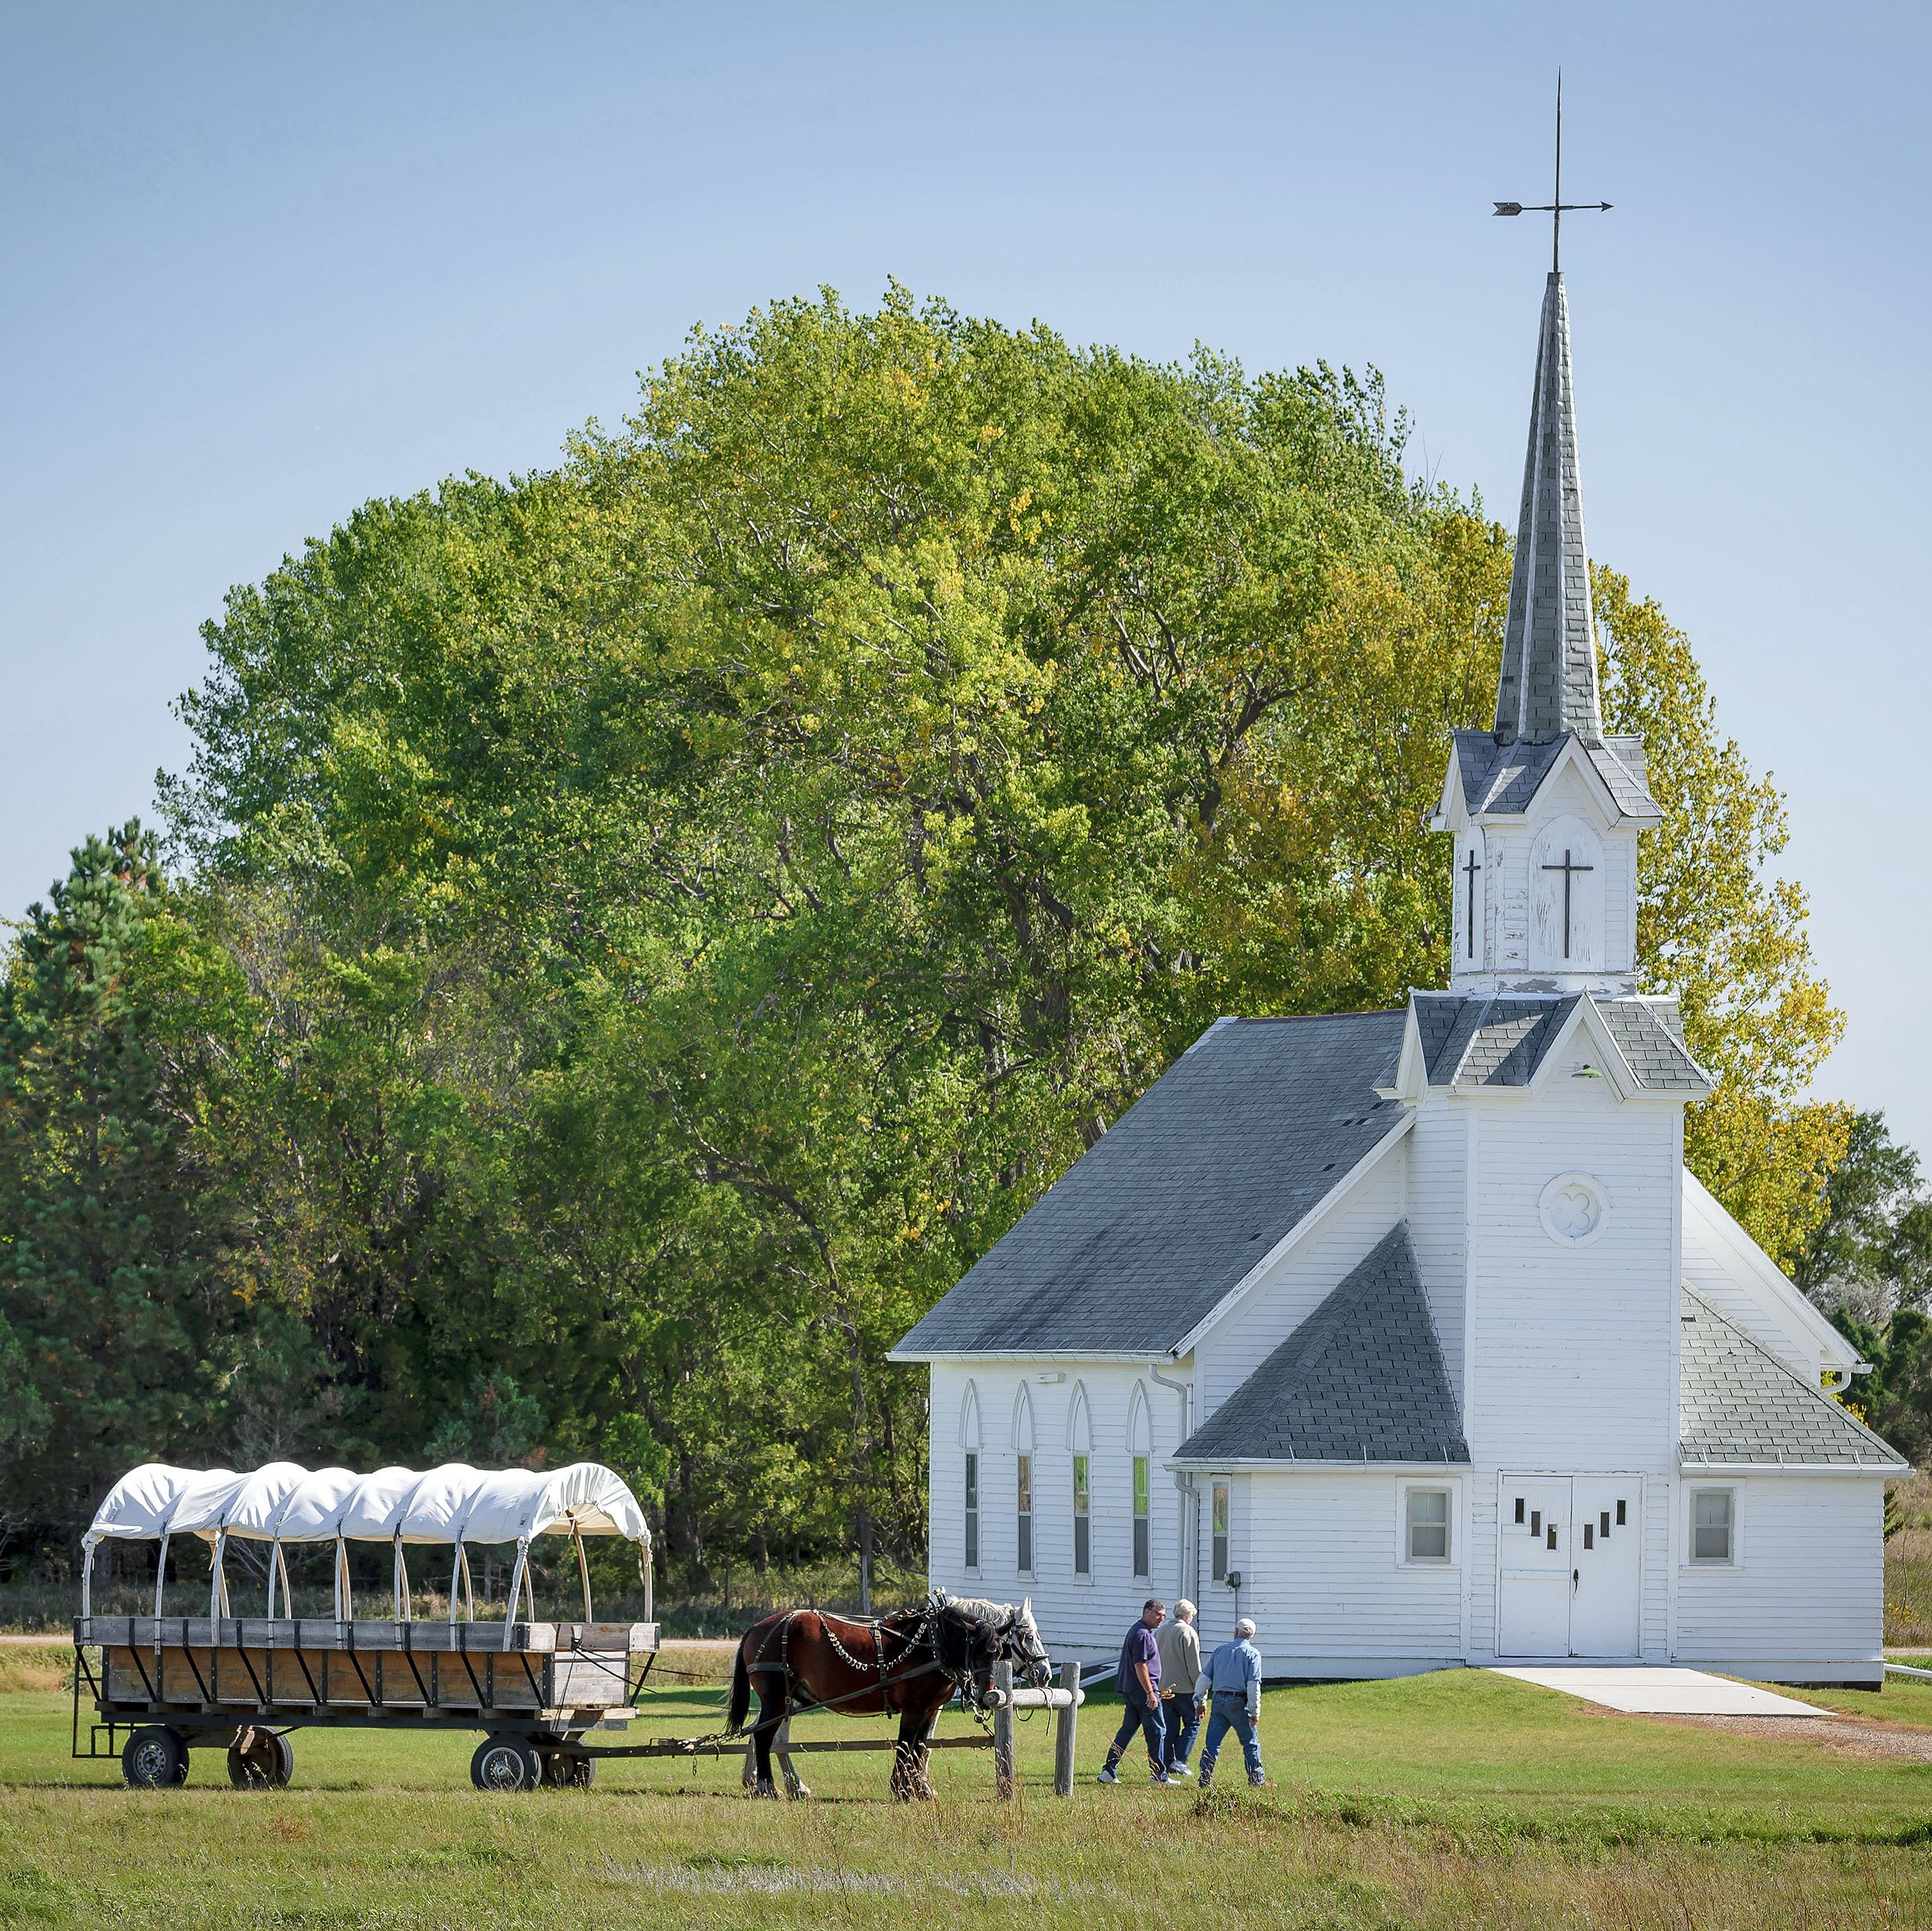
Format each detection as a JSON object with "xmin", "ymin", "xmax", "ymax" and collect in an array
[{"xmin": 935, "ymin": 1593, "xmax": 1014, "ymax": 1627}]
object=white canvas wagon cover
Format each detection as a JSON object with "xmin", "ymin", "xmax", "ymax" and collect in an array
[{"xmin": 84, "ymin": 1460, "xmax": 651, "ymax": 1550}]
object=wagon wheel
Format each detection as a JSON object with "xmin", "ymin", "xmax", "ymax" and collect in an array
[
  {"xmin": 227, "ymin": 1727, "xmax": 295, "ymax": 1790},
  {"xmin": 541, "ymin": 1749, "xmax": 595, "ymax": 1789},
  {"xmin": 122, "ymin": 1726, "xmax": 190, "ymax": 1790},
  {"xmin": 470, "ymin": 1735, "xmax": 538, "ymax": 1793}
]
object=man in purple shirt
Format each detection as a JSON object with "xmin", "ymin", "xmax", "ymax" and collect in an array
[{"xmin": 1096, "ymin": 1598, "xmax": 1171, "ymax": 1785}]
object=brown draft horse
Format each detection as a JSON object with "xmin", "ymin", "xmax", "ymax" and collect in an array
[{"xmin": 727, "ymin": 1592, "xmax": 1050, "ymax": 1799}]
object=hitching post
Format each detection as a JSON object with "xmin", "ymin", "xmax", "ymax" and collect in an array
[
  {"xmin": 993, "ymin": 1660, "xmax": 1015, "ymax": 1798},
  {"xmin": 1053, "ymin": 1660, "xmax": 1079, "ymax": 1797}
]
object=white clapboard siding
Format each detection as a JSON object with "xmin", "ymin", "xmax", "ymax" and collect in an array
[
  {"xmin": 1680, "ymin": 1178, "xmax": 1848, "ymax": 1382},
  {"xmin": 927, "ymin": 1360, "xmax": 1189, "ymax": 1655},
  {"xmin": 1465, "ymin": 1077, "xmax": 1681, "ymax": 1470},
  {"xmin": 1672, "ymin": 1475, "xmax": 1885, "ymax": 1669},
  {"xmin": 1193, "ymin": 1154, "xmax": 1405, "ymax": 1422},
  {"xmin": 1406, "ymin": 1098, "xmax": 1467, "ymax": 1397},
  {"xmin": 1231, "ymin": 1473, "xmax": 1463, "ymax": 1667}
]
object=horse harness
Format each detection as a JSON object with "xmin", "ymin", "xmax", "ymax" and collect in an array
[{"xmin": 740, "ymin": 1600, "xmax": 976, "ymax": 1724}]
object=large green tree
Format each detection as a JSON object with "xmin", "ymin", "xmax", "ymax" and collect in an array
[{"xmin": 0, "ymin": 288, "xmax": 1843, "ymax": 1579}]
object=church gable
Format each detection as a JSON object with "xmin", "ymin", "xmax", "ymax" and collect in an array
[
  {"xmin": 1402, "ymin": 992, "xmax": 1709, "ymax": 1099},
  {"xmin": 1174, "ymin": 1225, "xmax": 1468, "ymax": 1466}
]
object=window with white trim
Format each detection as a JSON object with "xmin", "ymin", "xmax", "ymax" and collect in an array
[
  {"xmin": 1071, "ymin": 1454, "xmax": 1091, "ymax": 1576},
  {"xmin": 963, "ymin": 1451, "xmax": 980, "ymax": 1572},
  {"xmin": 1015, "ymin": 1453, "xmax": 1034, "ymax": 1573},
  {"xmin": 1132, "ymin": 1455, "xmax": 1151, "ymax": 1578},
  {"xmin": 1690, "ymin": 1487, "xmax": 1734, "ymax": 1564},
  {"xmin": 1405, "ymin": 1486, "xmax": 1451, "ymax": 1563},
  {"xmin": 1210, "ymin": 1479, "xmax": 1230, "ymax": 1582}
]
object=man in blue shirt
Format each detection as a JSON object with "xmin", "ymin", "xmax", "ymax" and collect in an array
[
  {"xmin": 1193, "ymin": 1616, "xmax": 1265, "ymax": 1789},
  {"xmin": 1096, "ymin": 1598, "xmax": 1171, "ymax": 1785}
]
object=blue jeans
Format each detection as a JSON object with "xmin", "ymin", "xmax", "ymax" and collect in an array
[
  {"xmin": 1161, "ymin": 1693, "xmax": 1201, "ymax": 1769},
  {"xmin": 1105, "ymin": 1694, "xmax": 1166, "ymax": 1773},
  {"xmin": 1199, "ymin": 1695, "xmax": 1263, "ymax": 1784}
]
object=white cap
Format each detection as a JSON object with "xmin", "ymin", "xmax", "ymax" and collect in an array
[{"xmin": 1234, "ymin": 1617, "xmax": 1256, "ymax": 1638}]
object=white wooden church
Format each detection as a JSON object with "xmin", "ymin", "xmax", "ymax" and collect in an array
[{"xmin": 893, "ymin": 262, "xmax": 1904, "ymax": 1688}]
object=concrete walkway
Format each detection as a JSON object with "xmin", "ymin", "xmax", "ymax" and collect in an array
[{"xmin": 1489, "ymin": 1664, "xmax": 1822, "ymax": 1716}]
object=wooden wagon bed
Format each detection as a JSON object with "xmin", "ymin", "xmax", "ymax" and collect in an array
[{"xmin": 79, "ymin": 1615, "xmax": 657, "ymax": 1724}]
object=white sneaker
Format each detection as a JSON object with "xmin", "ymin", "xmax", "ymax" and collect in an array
[
  {"xmin": 1095, "ymin": 1767, "xmax": 1118, "ymax": 1786},
  {"xmin": 1168, "ymin": 1763, "xmax": 1193, "ymax": 1778}
]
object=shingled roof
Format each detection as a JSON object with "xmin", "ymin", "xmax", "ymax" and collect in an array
[
  {"xmin": 890, "ymin": 1012, "xmax": 1408, "ymax": 1358},
  {"xmin": 1410, "ymin": 992, "xmax": 1709, "ymax": 1094},
  {"xmin": 1449, "ymin": 730, "xmax": 1660, "ymax": 822},
  {"xmin": 1173, "ymin": 1225, "xmax": 1468, "ymax": 1464},
  {"xmin": 1679, "ymin": 1290, "xmax": 1907, "ymax": 1469}
]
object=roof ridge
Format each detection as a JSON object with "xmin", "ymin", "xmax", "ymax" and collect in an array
[{"xmin": 1681, "ymin": 1287, "xmax": 1905, "ymax": 1463}]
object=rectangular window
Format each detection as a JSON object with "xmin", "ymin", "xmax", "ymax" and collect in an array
[
  {"xmin": 1406, "ymin": 1487, "xmax": 1451, "ymax": 1562},
  {"xmin": 1132, "ymin": 1455, "xmax": 1151, "ymax": 1578},
  {"xmin": 963, "ymin": 1452, "xmax": 980, "ymax": 1572},
  {"xmin": 1210, "ymin": 1480, "xmax": 1230, "ymax": 1582},
  {"xmin": 1691, "ymin": 1489, "xmax": 1733, "ymax": 1564},
  {"xmin": 1015, "ymin": 1454, "xmax": 1033, "ymax": 1574},
  {"xmin": 1072, "ymin": 1455, "xmax": 1091, "ymax": 1576}
]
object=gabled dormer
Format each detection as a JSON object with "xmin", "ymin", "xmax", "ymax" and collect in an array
[{"xmin": 1429, "ymin": 266, "xmax": 1662, "ymax": 998}]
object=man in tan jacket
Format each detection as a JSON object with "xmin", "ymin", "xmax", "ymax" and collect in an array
[{"xmin": 1153, "ymin": 1598, "xmax": 1202, "ymax": 1778}]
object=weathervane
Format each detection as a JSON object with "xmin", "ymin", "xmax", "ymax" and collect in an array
[{"xmin": 1492, "ymin": 73, "xmax": 1611, "ymax": 270}]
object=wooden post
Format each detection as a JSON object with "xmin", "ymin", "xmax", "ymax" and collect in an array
[
  {"xmin": 777, "ymin": 1717, "xmax": 808, "ymax": 1799},
  {"xmin": 1053, "ymin": 1660, "xmax": 1079, "ymax": 1797},
  {"xmin": 993, "ymin": 1661, "xmax": 1015, "ymax": 1799}
]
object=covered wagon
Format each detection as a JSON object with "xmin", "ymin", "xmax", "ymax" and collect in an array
[{"xmin": 72, "ymin": 1459, "xmax": 657, "ymax": 1791}]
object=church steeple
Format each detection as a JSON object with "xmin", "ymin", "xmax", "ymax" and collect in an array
[
  {"xmin": 1492, "ymin": 269, "xmax": 1601, "ymax": 744},
  {"xmin": 1431, "ymin": 100, "xmax": 1661, "ymax": 998}
]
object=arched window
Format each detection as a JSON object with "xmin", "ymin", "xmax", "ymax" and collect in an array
[
  {"xmin": 1068, "ymin": 1383, "xmax": 1093, "ymax": 1577},
  {"xmin": 1012, "ymin": 1385, "xmax": 1036, "ymax": 1574},
  {"xmin": 1128, "ymin": 1385, "xmax": 1152, "ymax": 1580},
  {"xmin": 960, "ymin": 1382, "xmax": 981, "ymax": 1573},
  {"xmin": 1529, "ymin": 814, "xmax": 1605, "ymax": 971}
]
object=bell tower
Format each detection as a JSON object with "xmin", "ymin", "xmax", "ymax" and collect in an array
[{"xmin": 1430, "ymin": 119, "xmax": 1660, "ymax": 996}]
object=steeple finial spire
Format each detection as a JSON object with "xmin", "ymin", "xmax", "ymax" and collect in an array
[{"xmin": 1490, "ymin": 80, "xmax": 1614, "ymax": 745}]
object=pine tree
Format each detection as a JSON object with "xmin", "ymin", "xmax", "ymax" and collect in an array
[{"xmin": 0, "ymin": 823, "xmax": 239, "ymax": 1553}]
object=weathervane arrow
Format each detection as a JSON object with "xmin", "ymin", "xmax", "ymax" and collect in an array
[{"xmin": 1492, "ymin": 73, "xmax": 1612, "ymax": 269}]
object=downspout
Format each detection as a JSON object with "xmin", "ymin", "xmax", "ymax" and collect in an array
[{"xmin": 1148, "ymin": 1362, "xmax": 1193, "ymax": 1605}]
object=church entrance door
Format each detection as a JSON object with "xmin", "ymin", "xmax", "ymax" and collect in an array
[
  {"xmin": 1568, "ymin": 1476, "xmax": 1642, "ymax": 1657},
  {"xmin": 1497, "ymin": 1476, "xmax": 1572, "ymax": 1656},
  {"xmin": 1496, "ymin": 1475, "xmax": 1643, "ymax": 1659}
]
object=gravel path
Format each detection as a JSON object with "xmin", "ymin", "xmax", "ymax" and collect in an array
[{"xmin": 1655, "ymin": 1712, "xmax": 1932, "ymax": 1761}]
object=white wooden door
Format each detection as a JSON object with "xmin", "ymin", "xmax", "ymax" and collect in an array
[
  {"xmin": 1568, "ymin": 1476, "xmax": 1641, "ymax": 1658},
  {"xmin": 1496, "ymin": 1476, "xmax": 1573, "ymax": 1657}
]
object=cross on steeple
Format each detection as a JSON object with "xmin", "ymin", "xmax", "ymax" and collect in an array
[
  {"xmin": 1493, "ymin": 74, "xmax": 1612, "ymax": 272},
  {"xmin": 1541, "ymin": 847, "xmax": 1594, "ymax": 957},
  {"xmin": 1462, "ymin": 848, "xmax": 1482, "ymax": 957}
]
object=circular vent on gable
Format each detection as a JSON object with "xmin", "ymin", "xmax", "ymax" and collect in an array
[{"xmin": 1539, "ymin": 1172, "xmax": 1609, "ymax": 1248}]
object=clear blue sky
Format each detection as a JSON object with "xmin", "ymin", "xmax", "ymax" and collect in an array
[{"xmin": 5, "ymin": 3, "xmax": 1927, "ymax": 1153}]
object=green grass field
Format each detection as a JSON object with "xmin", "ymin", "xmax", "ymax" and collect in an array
[{"xmin": 2, "ymin": 1649, "xmax": 1931, "ymax": 1929}]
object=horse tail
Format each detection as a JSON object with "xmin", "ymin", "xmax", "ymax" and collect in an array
[{"xmin": 727, "ymin": 1634, "xmax": 753, "ymax": 1733}]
